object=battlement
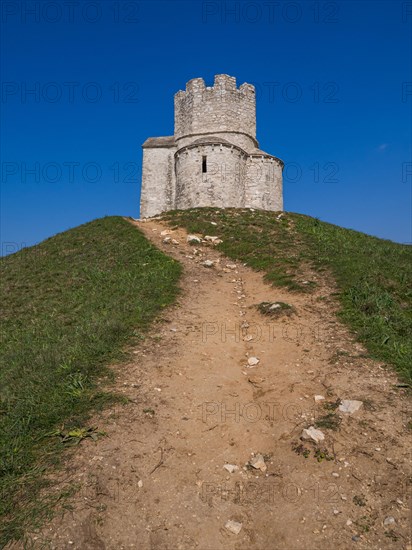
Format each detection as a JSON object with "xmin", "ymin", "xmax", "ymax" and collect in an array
[
  {"xmin": 176, "ymin": 74, "xmax": 255, "ymax": 96},
  {"xmin": 174, "ymin": 74, "xmax": 256, "ymax": 141}
]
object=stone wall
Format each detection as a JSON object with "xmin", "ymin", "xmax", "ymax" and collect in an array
[
  {"xmin": 174, "ymin": 75, "xmax": 256, "ymax": 142},
  {"xmin": 245, "ymin": 156, "xmax": 283, "ymax": 211},
  {"xmin": 140, "ymin": 145, "xmax": 176, "ymax": 218},
  {"xmin": 175, "ymin": 143, "xmax": 247, "ymax": 209}
]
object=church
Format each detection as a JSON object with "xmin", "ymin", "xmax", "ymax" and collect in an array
[{"xmin": 140, "ymin": 74, "xmax": 284, "ymax": 218}]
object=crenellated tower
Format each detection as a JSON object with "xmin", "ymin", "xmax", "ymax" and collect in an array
[{"xmin": 174, "ymin": 75, "xmax": 257, "ymax": 151}]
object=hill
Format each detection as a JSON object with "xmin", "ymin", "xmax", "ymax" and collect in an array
[
  {"xmin": 1, "ymin": 209, "xmax": 411, "ymax": 547},
  {"xmin": 0, "ymin": 216, "xmax": 181, "ymax": 544}
]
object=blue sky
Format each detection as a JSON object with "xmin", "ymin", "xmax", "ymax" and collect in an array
[{"xmin": 1, "ymin": 0, "xmax": 411, "ymax": 254}]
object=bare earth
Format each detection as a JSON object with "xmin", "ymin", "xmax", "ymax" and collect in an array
[{"xmin": 19, "ymin": 218, "xmax": 411, "ymax": 549}]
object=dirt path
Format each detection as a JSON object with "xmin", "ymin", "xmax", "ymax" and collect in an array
[{"xmin": 23, "ymin": 218, "xmax": 410, "ymax": 549}]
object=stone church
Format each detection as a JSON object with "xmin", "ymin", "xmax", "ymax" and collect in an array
[{"xmin": 140, "ymin": 74, "xmax": 283, "ymax": 218}]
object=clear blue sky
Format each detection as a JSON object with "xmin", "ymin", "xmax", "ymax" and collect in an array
[{"xmin": 1, "ymin": 0, "xmax": 411, "ymax": 254}]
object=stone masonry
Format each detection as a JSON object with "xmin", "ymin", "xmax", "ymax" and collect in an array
[{"xmin": 140, "ymin": 74, "xmax": 284, "ymax": 218}]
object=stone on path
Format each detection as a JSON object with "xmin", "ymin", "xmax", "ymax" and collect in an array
[
  {"xmin": 301, "ymin": 426, "xmax": 325, "ymax": 444},
  {"xmin": 223, "ymin": 464, "xmax": 239, "ymax": 474},
  {"xmin": 204, "ymin": 235, "xmax": 222, "ymax": 244},
  {"xmin": 187, "ymin": 235, "xmax": 201, "ymax": 243},
  {"xmin": 339, "ymin": 400, "xmax": 363, "ymax": 414},
  {"xmin": 247, "ymin": 357, "xmax": 260, "ymax": 366},
  {"xmin": 225, "ymin": 520, "xmax": 242, "ymax": 535},
  {"xmin": 249, "ymin": 453, "xmax": 267, "ymax": 472}
]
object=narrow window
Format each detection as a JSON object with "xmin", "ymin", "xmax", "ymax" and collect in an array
[{"xmin": 202, "ymin": 156, "xmax": 207, "ymax": 173}]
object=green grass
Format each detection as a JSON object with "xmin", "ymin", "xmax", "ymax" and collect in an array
[
  {"xmin": 0, "ymin": 216, "xmax": 181, "ymax": 546},
  {"xmin": 164, "ymin": 207, "xmax": 412, "ymax": 382},
  {"xmin": 314, "ymin": 413, "xmax": 341, "ymax": 431}
]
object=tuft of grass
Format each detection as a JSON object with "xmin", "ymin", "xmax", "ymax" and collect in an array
[
  {"xmin": 164, "ymin": 208, "xmax": 412, "ymax": 382},
  {"xmin": 292, "ymin": 442, "xmax": 311, "ymax": 458},
  {"xmin": 354, "ymin": 515, "xmax": 374, "ymax": 533},
  {"xmin": 353, "ymin": 494, "xmax": 367, "ymax": 507},
  {"xmin": 323, "ymin": 399, "xmax": 341, "ymax": 411},
  {"xmin": 384, "ymin": 530, "xmax": 399, "ymax": 541},
  {"xmin": 314, "ymin": 413, "xmax": 341, "ymax": 431},
  {"xmin": 313, "ymin": 448, "xmax": 334, "ymax": 462},
  {"xmin": 0, "ymin": 216, "xmax": 181, "ymax": 546}
]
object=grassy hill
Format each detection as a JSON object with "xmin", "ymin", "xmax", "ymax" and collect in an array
[
  {"xmin": 0, "ymin": 217, "xmax": 181, "ymax": 545},
  {"xmin": 164, "ymin": 208, "xmax": 412, "ymax": 382},
  {"xmin": 1, "ymin": 209, "xmax": 411, "ymax": 545}
]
